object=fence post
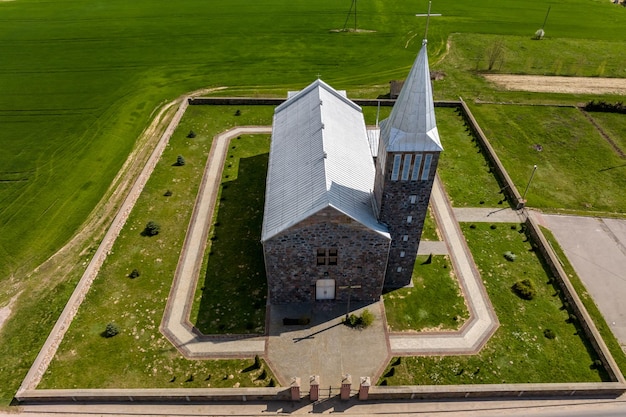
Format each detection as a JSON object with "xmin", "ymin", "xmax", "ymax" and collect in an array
[
  {"xmin": 290, "ymin": 377, "xmax": 301, "ymax": 402},
  {"xmin": 309, "ymin": 375, "xmax": 320, "ymax": 401},
  {"xmin": 341, "ymin": 374, "xmax": 352, "ymax": 400},
  {"xmin": 359, "ymin": 376, "xmax": 370, "ymax": 400}
]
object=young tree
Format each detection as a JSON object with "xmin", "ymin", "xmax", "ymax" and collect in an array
[
  {"xmin": 486, "ymin": 40, "xmax": 505, "ymax": 71},
  {"xmin": 176, "ymin": 155, "xmax": 186, "ymax": 166},
  {"xmin": 144, "ymin": 221, "xmax": 160, "ymax": 236}
]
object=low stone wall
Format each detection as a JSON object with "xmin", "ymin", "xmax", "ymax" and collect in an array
[
  {"xmin": 524, "ymin": 215, "xmax": 626, "ymax": 384},
  {"xmin": 16, "ymin": 388, "xmax": 289, "ymax": 403},
  {"xmin": 188, "ymin": 96, "xmax": 459, "ymax": 108},
  {"xmin": 456, "ymin": 98, "xmax": 525, "ymax": 208},
  {"xmin": 368, "ymin": 382, "xmax": 625, "ymax": 399}
]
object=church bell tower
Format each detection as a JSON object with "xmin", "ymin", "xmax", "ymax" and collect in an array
[{"xmin": 373, "ymin": 40, "xmax": 443, "ymax": 288}]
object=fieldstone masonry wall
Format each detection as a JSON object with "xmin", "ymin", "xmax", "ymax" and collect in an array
[
  {"xmin": 376, "ymin": 152, "xmax": 440, "ymax": 288},
  {"xmin": 263, "ymin": 206, "xmax": 390, "ymax": 304}
]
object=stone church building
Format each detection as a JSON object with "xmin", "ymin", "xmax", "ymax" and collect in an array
[{"xmin": 261, "ymin": 41, "xmax": 443, "ymax": 304}]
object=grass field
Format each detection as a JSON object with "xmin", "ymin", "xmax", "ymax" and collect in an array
[
  {"xmin": 38, "ymin": 106, "xmax": 278, "ymax": 390},
  {"xmin": 380, "ymin": 223, "xmax": 609, "ymax": 385},
  {"xmin": 468, "ymin": 104, "xmax": 626, "ymax": 214},
  {"xmin": 2, "ymin": 0, "xmax": 626, "ymax": 405},
  {"xmin": 384, "ymin": 255, "xmax": 469, "ymax": 332}
]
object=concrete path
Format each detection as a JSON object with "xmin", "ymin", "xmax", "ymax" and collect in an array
[
  {"xmin": 160, "ymin": 126, "xmax": 271, "ymax": 357},
  {"xmin": 454, "ymin": 206, "xmax": 526, "ymax": 223},
  {"xmin": 537, "ymin": 213, "xmax": 626, "ymax": 351},
  {"xmin": 388, "ymin": 176, "xmax": 499, "ymax": 355}
]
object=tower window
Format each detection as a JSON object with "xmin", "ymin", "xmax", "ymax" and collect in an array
[
  {"xmin": 411, "ymin": 154, "xmax": 423, "ymax": 180},
  {"xmin": 391, "ymin": 154, "xmax": 402, "ymax": 181},
  {"xmin": 410, "ymin": 195, "xmax": 417, "ymax": 204},
  {"xmin": 407, "ymin": 216, "xmax": 413, "ymax": 224},
  {"xmin": 396, "ymin": 267, "xmax": 402, "ymax": 272},
  {"xmin": 316, "ymin": 248, "xmax": 338, "ymax": 266},
  {"xmin": 403, "ymin": 235, "xmax": 409, "ymax": 241},
  {"xmin": 400, "ymin": 251, "xmax": 405, "ymax": 258},
  {"xmin": 401, "ymin": 154, "xmax": 412, "ymax": 181},
  {"xmin": 421, "ymin": 154, "xmax": 433, "ymax": 181}
]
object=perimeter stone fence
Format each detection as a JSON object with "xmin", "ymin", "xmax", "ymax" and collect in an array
[{"xmin": 17, "ymin": 96, "xmax": 626, "ymax": 405}]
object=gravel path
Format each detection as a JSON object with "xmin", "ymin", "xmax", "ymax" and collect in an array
[{"xmin": 484, "ymin": 74, "xmax": 626, "ymax": 95}]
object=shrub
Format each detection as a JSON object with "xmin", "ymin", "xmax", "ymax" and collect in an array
[
  {"xmin": 543, "ymin": 328, "xmax": 556, "ymax": 339},
  {"xmin": 503, "ymin": 251, "xmax": 517, "ymax": 262},
  {"xmin": 512, "ymin": 279, "xmax": 536, "ymax": 300},
  {"xmin": 258, "ymin": 369, "xmax": 267, "ymax": 380},
  {"xmin": 268, "ymin": 378, "xmax": 276, "ymax": 387},
  {"xmin": 344, "ymin": 309, "xmax": 374, "ymax": 329},
  {"xmin": 144, "ymin": 221, "xmax": 160, "ymax": 236},
  {"xmin": 129, "ymin": 269, "xmax": 140, "ymax": 279},
  {"xmin": 384, "ymin": 367, "xmax": 395, "ymax": 377},
  {"xmin": 490, "ymin": 224, "xmax": 497, "ymax": 230},
  {"xmin": 234, "ymin": 109, "xmax": 241, "ymax": 116},
  {"xmin": 104, "ymin": 323, "xmax": 119, "ymax": 338},
  {"xmin": 176, "ymin": 155, "xmax": 186, "ymax": 166},
  {"xmin": 186, "ymin": 130, "xmax": 196, "ymax": 138},
  {"xmin": 254, "ymin": 354, "xmax": 262, "ymax": 370},
  {"xmin": 163, "ymin": 190, "xmax": 173, "ymax": 197}
]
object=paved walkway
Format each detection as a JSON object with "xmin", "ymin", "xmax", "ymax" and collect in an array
[
  {"xmin": 157, "ymin": 123, "xmax": 508, "ymax": 382},
  {"xmin": 160, "ymin": 126, "xmax": 271, "ymax": 357},
  {"xmin": 387, "ymin": 177, "xmax": 499, "ymax": 355}
]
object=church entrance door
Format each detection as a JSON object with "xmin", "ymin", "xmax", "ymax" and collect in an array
[{"xmin": 316, "ymin": 279, "xmax": 335, "ymax": 300}]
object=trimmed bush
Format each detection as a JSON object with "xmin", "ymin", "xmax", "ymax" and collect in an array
[
  {"xmin": 104, "ymin": 323, "xmax": 119, "ymax": 338},
  {"xmin": 186, "ymin": 130, "xmax": 196, "ymax": 138},
  {"xmin": 176, "ymin": 155, "xmax": 186, "ymax": 166},
  {"xmin": 503, "ymin": 251, "xmax": 517, "ymax": 262},
  {"xmin": 543, "ymin": 328, "xmax": 556, "ymax": 339},
  {"xmin": 144, "ymin": 221, "xmax": 160, "ymax": 236},
  {"xmin": 512, "ymin": 279, "xmax": 536, "ymax": 300},
  {"xmin": 163, "ymin": 190, "xmax": 173, "ymax": 197},
  {"xmin": 344, "ymin": 309, "xmax": 375, "ymax": 329},
  {"xmin": 129, "ymin": 269, "xmax": 140, "ymax": 279}
]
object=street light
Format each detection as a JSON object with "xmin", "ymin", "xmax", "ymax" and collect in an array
[
  {"xmin": 520, "ymin": 164, "xmax": 537, "ymax": 207},
  {"xmin": 338, "ymin": 283, "xmax": 362, "ymax": 320}
]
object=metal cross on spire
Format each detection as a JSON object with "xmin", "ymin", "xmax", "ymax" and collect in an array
[{"xmin": 415, "ymin": 1, "xmax": 442, "ymax": 44}]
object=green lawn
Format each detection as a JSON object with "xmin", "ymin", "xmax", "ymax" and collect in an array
[
  {"xmin": 541, "ymin": 226, "xmax": 626, "ymax": 378},
  {"xmin": 38, "ymin": 107, "xmax": 277, "ymax": 390},
  {"xmin": 436, "ymin": 107, "xmax": 507, "ymax": 207},
  {"xmin": 384, "ymin": 255, "xmax": 468, "ymax": 332},
  {"xmin": 190, "ymin": 134, "xmax": 270, "ymax": 334},
  {"xmin": 467, "ymin": 104, "xmax": 626, "ymax": 214},
  {"xmin": 380, "ymin": 223, "xmax": 608, "ymax": 385}
]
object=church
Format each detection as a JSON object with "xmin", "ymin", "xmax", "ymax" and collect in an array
[{"xmin": 261, "ymin": 40, "xmax": 443, "ymax": 305}]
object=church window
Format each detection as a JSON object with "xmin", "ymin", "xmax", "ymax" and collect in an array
[
  {"xmin": 397, "ymin": 267, "xmax": 402, "ymax": 272},
  {"xmin": 411, "ymin": 154, "xmax": 423, "ymax": 180},
  {"xmin": 391, "ymin": 154, "xmax": 402, "ymax": 181},
  {"xmin": 421, "ymin": 154, "xmax": 433, "ymax": 181},
  {"xmin": 410, "ymin": 195, "xmax": 417, "ymax": 204},
  {"xmin": 400, "ymin": 251, "xmax": 405, "ymax": 258},
  {"xmin": 403, "ymin": 235, "xmax": 409, "ymax": 241},
  {"xmin": 407, "ymin": 216, "xmax": 413, "ymax": 224},
  {"xmin": 401, "ymin": 154, "xmax": 412, "ymax": 180},
  {"xmin": 316, "ymin": 248, "xmax": 338, "ymax": 266}
]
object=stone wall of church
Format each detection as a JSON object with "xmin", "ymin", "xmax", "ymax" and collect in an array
[
  {"xmin": 378, "ymin": 152, "xmax": 440, "ymax": 288},
  {"xmin": 263, "ymin": 206, "xmax": 390, "ymax": 304}
]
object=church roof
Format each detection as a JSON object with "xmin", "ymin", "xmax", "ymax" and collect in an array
[
  {"xmin": 379, "ymin": 41, "xmax": 443, "ymax": 153},
  {"xmin": 261, "ymin": 79, "xmax": 389, "ymax": 242}
]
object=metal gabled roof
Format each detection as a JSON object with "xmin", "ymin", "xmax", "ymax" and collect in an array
[
  {"xmin": 379, "ymin": 41, "xmax": 443, "ymax": 153},
  {"xmin": 261, "ymin": 79, "xmax": 389, "ymax": 242}
]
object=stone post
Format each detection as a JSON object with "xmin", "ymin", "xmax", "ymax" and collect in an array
[
  {"xmin": 359, "ymin": 376, "xmax": 370, "ymax": 400},
  {"xmin": 290, "ymin": 377, "xmax": 301, "ymax": 401},
  {"xmin": 340, "ymin": 374, "xmax": 352, "ymax": 400},
  {"xmin": 309, "ymin": 375, "xmax": 320, "ymax": 401}
]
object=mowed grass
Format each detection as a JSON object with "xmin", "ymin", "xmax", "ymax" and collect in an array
[
  {"xmin": 380, "ymin": 223, "xmax": 607, "ymax": 385},
  {"xmin": 541, "ymin": 226, "xmax": 626, "ymax": 378},
  {"xmin": 2, "ymin": 0, "xmax": 625, "ymax": 289},
  {"xmin": 384, "ymin": 255, "xmax": 469, "ymax": 332},
  {"xmin": 469, "ymin": 104, "xmax": 626, "ymax": 214},
  {"xmin": 190, "ymin": 134, "xmax": 270, "ymax": 334},
  {"xmin": 39, "ymin": 106, "xmax": 277, "ymax": 389},
  {"xmin": 436, "ymin": 107, "xmax": 507, "ymax": 207}
]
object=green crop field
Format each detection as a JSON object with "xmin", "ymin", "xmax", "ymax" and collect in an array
[{"xmin": 1, "ymin": 0, "xmax": 626, "ymax": 405}]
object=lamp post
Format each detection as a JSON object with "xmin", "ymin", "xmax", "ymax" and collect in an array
[
  {"xmin": 339, "ymin": 283, "xmax": 362, "ymax": 320},
  {"xmin": 521, "ymin": 164, "xmax": 538, "ymax": 203}
]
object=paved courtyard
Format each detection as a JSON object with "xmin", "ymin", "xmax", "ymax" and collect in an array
[{"xmin": 538, "ymin": 214, "xmax": 626, "ymax": 351}]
